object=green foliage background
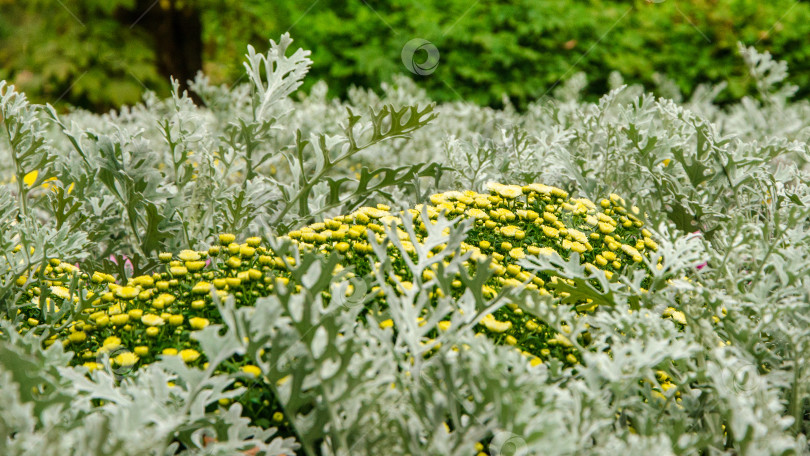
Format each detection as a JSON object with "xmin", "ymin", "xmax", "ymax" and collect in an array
[{"xmin": 3, "ymin": 0, "xmax": 810, "ymax": 110}]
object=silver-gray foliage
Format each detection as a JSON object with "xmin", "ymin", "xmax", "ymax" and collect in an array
[{"xmin": 3, "ymin": 37, "xmax": 810, "ymax": 455}]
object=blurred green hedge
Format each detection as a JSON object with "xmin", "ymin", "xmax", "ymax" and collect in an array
[{"xmin": 2, "ymin": 0, "xmax": 809, "ymax": 110}]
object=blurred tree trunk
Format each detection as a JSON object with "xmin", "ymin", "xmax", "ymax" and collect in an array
[{"xmin": 117, "ymin": 0, "xmax": 203, "ymax": 103}]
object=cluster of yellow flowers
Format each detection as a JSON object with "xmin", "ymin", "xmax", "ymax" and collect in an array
[
  {"xmin": 12, "ymin": 183, "xmax": 668, "ymax": 366},
  {"xmin": 8, "ymin": 182, "xmax": 675, "ymax": 433},
  {"xmin": 11, "ymin": 234, "xmax": 293, "ymax": 433},
  {"xmin": 282, "ymin": 182, "xmax": 663, "ymax": 367}
]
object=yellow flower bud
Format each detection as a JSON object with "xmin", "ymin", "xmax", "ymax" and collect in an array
[
  {"xmin": 180, "ymin": 349, "xmax": 200, "ymax": 363},
  {"xmin": 110, "ymin": 314, "xmax": 130, "ymax": 326},
  {"xmin": 241, "ymin": 364, "xmax": 262, "ymax": 378},
  {"xmin": 189, "ymin": 317, "xmax": 210, "ymax": 330}
]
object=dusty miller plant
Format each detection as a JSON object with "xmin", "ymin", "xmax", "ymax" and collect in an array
[{"xmin": 3, "ymin": 36, "xmax": 810, "ymax": 455}]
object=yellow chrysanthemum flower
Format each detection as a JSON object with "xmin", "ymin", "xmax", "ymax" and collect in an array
[
  {"xmin": 466, "ymin": 208, "xmax": 489, "ymax": 220},
  {"xmin": 189, "ymin": 317, "xmax": 210, "ymax": 330},
  {"xmin": 219, "ymin": 233, "xmax": 236, "ymax": 244},
  {"xmin": 186, "ymin": 261, "xmax": 206, "ymax": 271},
  {"xmin": 542, "ymin": 226, "xmax": 559, "ymax": 238},
  {"xmin": 100, "ymin": 336, "xmax": 122, "ymax": 352},
  {"xmin": 83, "ymin": 362, "xmax": 102, "ymax": 372},
  {"xmin": 170, "ymin": 266, "xmax": 188, "ymax": 277},
  {"xmin": 178, "ymin": 250, "xmax": 201, "ymax": 262},
  {"xmin": 180, "ymin": 349, "xmax": 200, "ymax": 363},
  {"xmin": 113, "ymin": 352, "xmax": 139, "ymax": 367},
  {"xmin": 191, "ymin": 281, "xmax": 212, "ymax": 294},
  {"xmin": 500, "ymin": 225, "xmax": 520, "ymax": 237},
  {"xmin": 480, "ymin": 314, "xmax": 512, "ymax": 333},
  {"xmin": 115, "ymin": 286, "xmax": 139, "ymax": 300},
  {"xmin": 141, "ymin": 314, "xmax": 165, "ymax": 327},
  {"xmin": 68, "ymin": 331, "xmax": 87, "ymax": 343},
  {"xmin": 241, "ymin": 364, "xmax": 262, "ymax": 378},
  {"xmin": 487, "ymin": 182, "xmax": 522, "ymax": 199},
  {"xmin": 110, "ymin": 314, "xmax": 130, "ymax": 326},
  {"xmin": 508, "ymin": 248, "xmax": 525, "ymax": 260},
  {"xmin": 50, "ymin": 286, "xmax": 72, "ymax": 300},
  {"xmin": 597, "ymin": 222, "xmax": 615, "ymax": 234}
]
